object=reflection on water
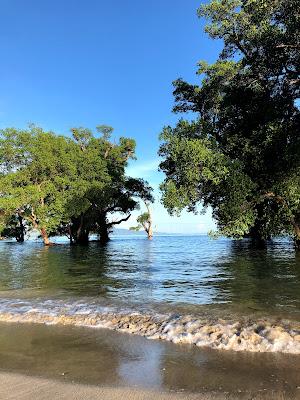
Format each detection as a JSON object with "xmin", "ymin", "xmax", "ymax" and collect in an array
[{"xmin": 0, "ymin": 236, "xmax": 300, "ymax": 316}]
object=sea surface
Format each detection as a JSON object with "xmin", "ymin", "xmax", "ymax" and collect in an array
[{"xmin": 0, "ymin": 235, "xmax": 300, "ymax": 354}]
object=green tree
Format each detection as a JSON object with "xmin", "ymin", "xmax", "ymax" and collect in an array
[
  {"xmin": 0, "ymin": 213, "xmax": 27, "ymax": 242},
  {"xmin": 62, "ymin": 127, "xmax": 153, "ymax": 244},
  {"xmin": 130, "ymin": 202, "xmax": 154, "ymax": 239},
  {"xmin": 0, "ymin": 126, "xmax": 77, "ymax": 245},
  {"xmin": 0, "ymin": 125, "xmax": 153, "ymax": 245},
  {"xmin": 159, "ymin": 0, "xmax": 300, "ymax": 247}
]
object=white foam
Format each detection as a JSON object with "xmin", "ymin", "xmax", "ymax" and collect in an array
[{"xmin": 0, "ymin": 297, "xmax": 299, "ymax": 354}]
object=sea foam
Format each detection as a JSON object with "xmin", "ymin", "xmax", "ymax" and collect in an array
[{"xmin": 0, "ymin": 298, "xmax": 299, "ymax": 354}]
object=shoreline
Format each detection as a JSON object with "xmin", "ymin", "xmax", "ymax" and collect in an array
[
  {"xmin": 0, "ymin": 321, "xmax": 299, "ymax": 398},
  {"xmin": 0, "ymin": 371, "xmax": 294, "ymax": 400},
  {"xmin": 0, "ymin": 296, "xmax": 300, "ymax": 354},
  {"xmin": 0, "ymin": 371, "xmax": 202, "ymax": 400}
]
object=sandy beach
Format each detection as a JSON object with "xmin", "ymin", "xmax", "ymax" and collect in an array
[
  {"xmin": 0, "ymin": 371, "xmax": 295, "ymax": 400},
  {"xmin": 0, "ymin": 322, "xmax": 299, "ymax": 399},
  {"xmin": 0, "ymin": 372, "xmax": 201, "ymax": 400}
]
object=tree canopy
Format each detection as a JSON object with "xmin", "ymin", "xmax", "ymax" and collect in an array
[
  {"xmin": 0, "ymin": 125, "xmax": 153, "ymax": 245},
  {"xmin": 159, "ymin": 0, "xmax": 300, "ymax": 246}
]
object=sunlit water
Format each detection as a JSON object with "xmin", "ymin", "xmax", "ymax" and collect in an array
[
  {"xmin": 0, "ymin": 235, "xmax": 300, "ymax": 354},
  {"xmin": 1, "ymin": 235, "xmax": 299, "ymax": 311}
]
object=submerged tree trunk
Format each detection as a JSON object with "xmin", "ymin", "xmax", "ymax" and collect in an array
[
  {"xmin": 40, "ymin": 227, "xmax": 51, "ymax": 246},
  {"xmin": 97, "ymin": 212, "xmax": 131, "ymax": 244},
  {"xmin": 30, "ymin": 209, "xmax": 52, "ymax": 246},
  {"xmin": 15, "ymin": 214, "xmax": 25, "ymax": 243},
  {"xmin": 295, "ymin": 235, "xmax": 300, "ymax": 250},
  {"xmin": 77, "ymin": 230, "xmax": 90, "ymax": 244},
  {"xmin": 247, "ymin": 225, "xmax": 267, "ymax": 248},
  {"xmin": 70, "ymin": 215, "xmax": 90, "ymax": 245},
  {"xmin": 147, "ymin": 225, "xmax": 153, "ymax": 239},
  {"xmin": 99, "ymin": 224, "xmax": 110, "ymax": 244},
  {"xmin": 245, "ymin": 201, "xmax": 269, "ymax": 248},
  {"xmin": 68, "ymin": 225, "xmax": 73, "ymax": 245},
  {"xmin": 98, "ymin": 213, "xmax": 110, "ymax": 244},
  {"xmin": 293, "ymin": 220, "xmax": 300, "ymax": 250},
  {"xmin": 145, "ymin": 203, "xmax": 153, "ymax": 240}
]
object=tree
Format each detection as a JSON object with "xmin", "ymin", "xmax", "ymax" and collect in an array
[
  {"xmin": 66, "ymin": 127, "xmax": 153, "ymax": 244},
  {"xmin": 0, "ymin": 125, "xmax": 153, "ymax": 245},
  {"xmin": 130, "ymin": 202, "xmax": 153, "ymax": 239},
  {"xmin": 159, "ymin": 0, "xmax": 300, "ymax": 247},
  {"xmin": 0, "ymin": 126, "xmax": 77, "ymax": 245},
  {"xmin": 68, "ymin": 177, "xmax": 153, "ymax": 245},
  {"xmin": 0, "ymin": 213, "xmax": 27, "ymax": 242},
  {"xmin": 62, "ymin": 126, "xmax": 112, "ymax": 244}
]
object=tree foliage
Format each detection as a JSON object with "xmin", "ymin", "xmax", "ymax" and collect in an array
[
  {"xmin": 159, "ymin": 0, "xmax": 300, "ymax": 246},
  {"xmin": 0, "ymin": 125, "xmax": 153, "ymax": 245}
]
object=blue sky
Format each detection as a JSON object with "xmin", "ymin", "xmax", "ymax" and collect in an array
[{"xmin": 0, "ymin": 0, "xmax": 221, "ymax": 233}]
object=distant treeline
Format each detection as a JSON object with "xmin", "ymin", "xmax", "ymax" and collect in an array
[{"xmin": 0, "ymin": 125, "xmax": 153, "ymax": 245}]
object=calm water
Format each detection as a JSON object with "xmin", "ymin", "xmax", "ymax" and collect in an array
[{"xmin": 0, "ymin": 235, "xmax": 299, "ymax": 317}]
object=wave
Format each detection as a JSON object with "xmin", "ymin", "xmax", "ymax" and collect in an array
[{"xmin": 0, "ymin": 298, "xmax": 299, "ymax": 354}]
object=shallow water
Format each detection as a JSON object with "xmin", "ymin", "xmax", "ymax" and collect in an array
[
  {"xmin": 0, "ymin": 236, "xmax": 300, "ymax": 353},
  {"xmin": 0, "ymin": 322, "xmax": 300, "ymax": 398},
  {"xmin": 1, "ymin": 236, "xmax": 299, "ymax": 311}
]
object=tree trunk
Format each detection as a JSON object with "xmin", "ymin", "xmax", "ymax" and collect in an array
[
  {"xmin": 30, "ymin": 210, "xmax": 52, "ymax": 246},
  {"xmin": 98, "ymin": 214, "xmax": 110, "ymax": 244},
  {"xmin": 40, "ymin": 227, "xmax": 51, "ymax": 246},
  {"xmin": 248, "ymin": 230, "xmax": 267, "ymax": 249},
  {"xmin": 247, "ymin": 225, "xmax": 267, "ymax": 248},
  {"xmin": 70, "ymin": 215, "xmax": 90, "ymax": 245},
  {"xmin": 293, "ymin": 222, "xmax": 300, "ymax": 250},
  {"xmin": 99, "ymin": 225, "xmax": 110, "ymax": 244},
  {"xmin": 146, "ymin": 203, "xmax": 153, "ymax": 240},
  {"xmin": 68, "ymin": 225, "xmax": 74, "ymax": 245},
  {"xmin": 147, "ymin": 225, "xmax": 153, "ymax": 239},
  {"xmin": 15, "ymin": 214, "xmax": 25, "ymax": 243},
  {"xmin": 290, "ymin": 212, "xmax": 300, "ymax": 250},
  {"xmin": 77, "ymin": 230, "xmax": 90, "ymax": 244}
]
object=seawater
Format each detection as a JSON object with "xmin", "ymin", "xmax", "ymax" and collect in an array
[{"xmin": 0, "ymin": 235, "xmax": 300, "ymax": 353}]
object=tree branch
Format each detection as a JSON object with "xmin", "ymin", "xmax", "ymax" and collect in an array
[{"xmin": 108, "ymin": 214, "xmax": 131, "ymax": 227}]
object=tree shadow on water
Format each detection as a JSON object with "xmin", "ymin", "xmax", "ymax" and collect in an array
[{"xmin": 210, "ymin": 239, "xmax": 300, "ymax": 314}]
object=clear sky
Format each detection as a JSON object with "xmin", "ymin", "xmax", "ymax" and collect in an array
[{"xmin": 0, "ymin": 0, "xmax": 221, "ymax": 233}]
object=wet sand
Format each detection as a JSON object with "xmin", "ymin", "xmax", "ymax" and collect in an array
[
  {"xmin": 0, "ymin": 322, "xmax": 300, "ymax": 399},
  {"xmin": 0, "ymin": 372, "xmax": 298, "ymax": 400},
  {"xmin": 0, "ymin": 372, "xmax": 205, "ymax": 400}
]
